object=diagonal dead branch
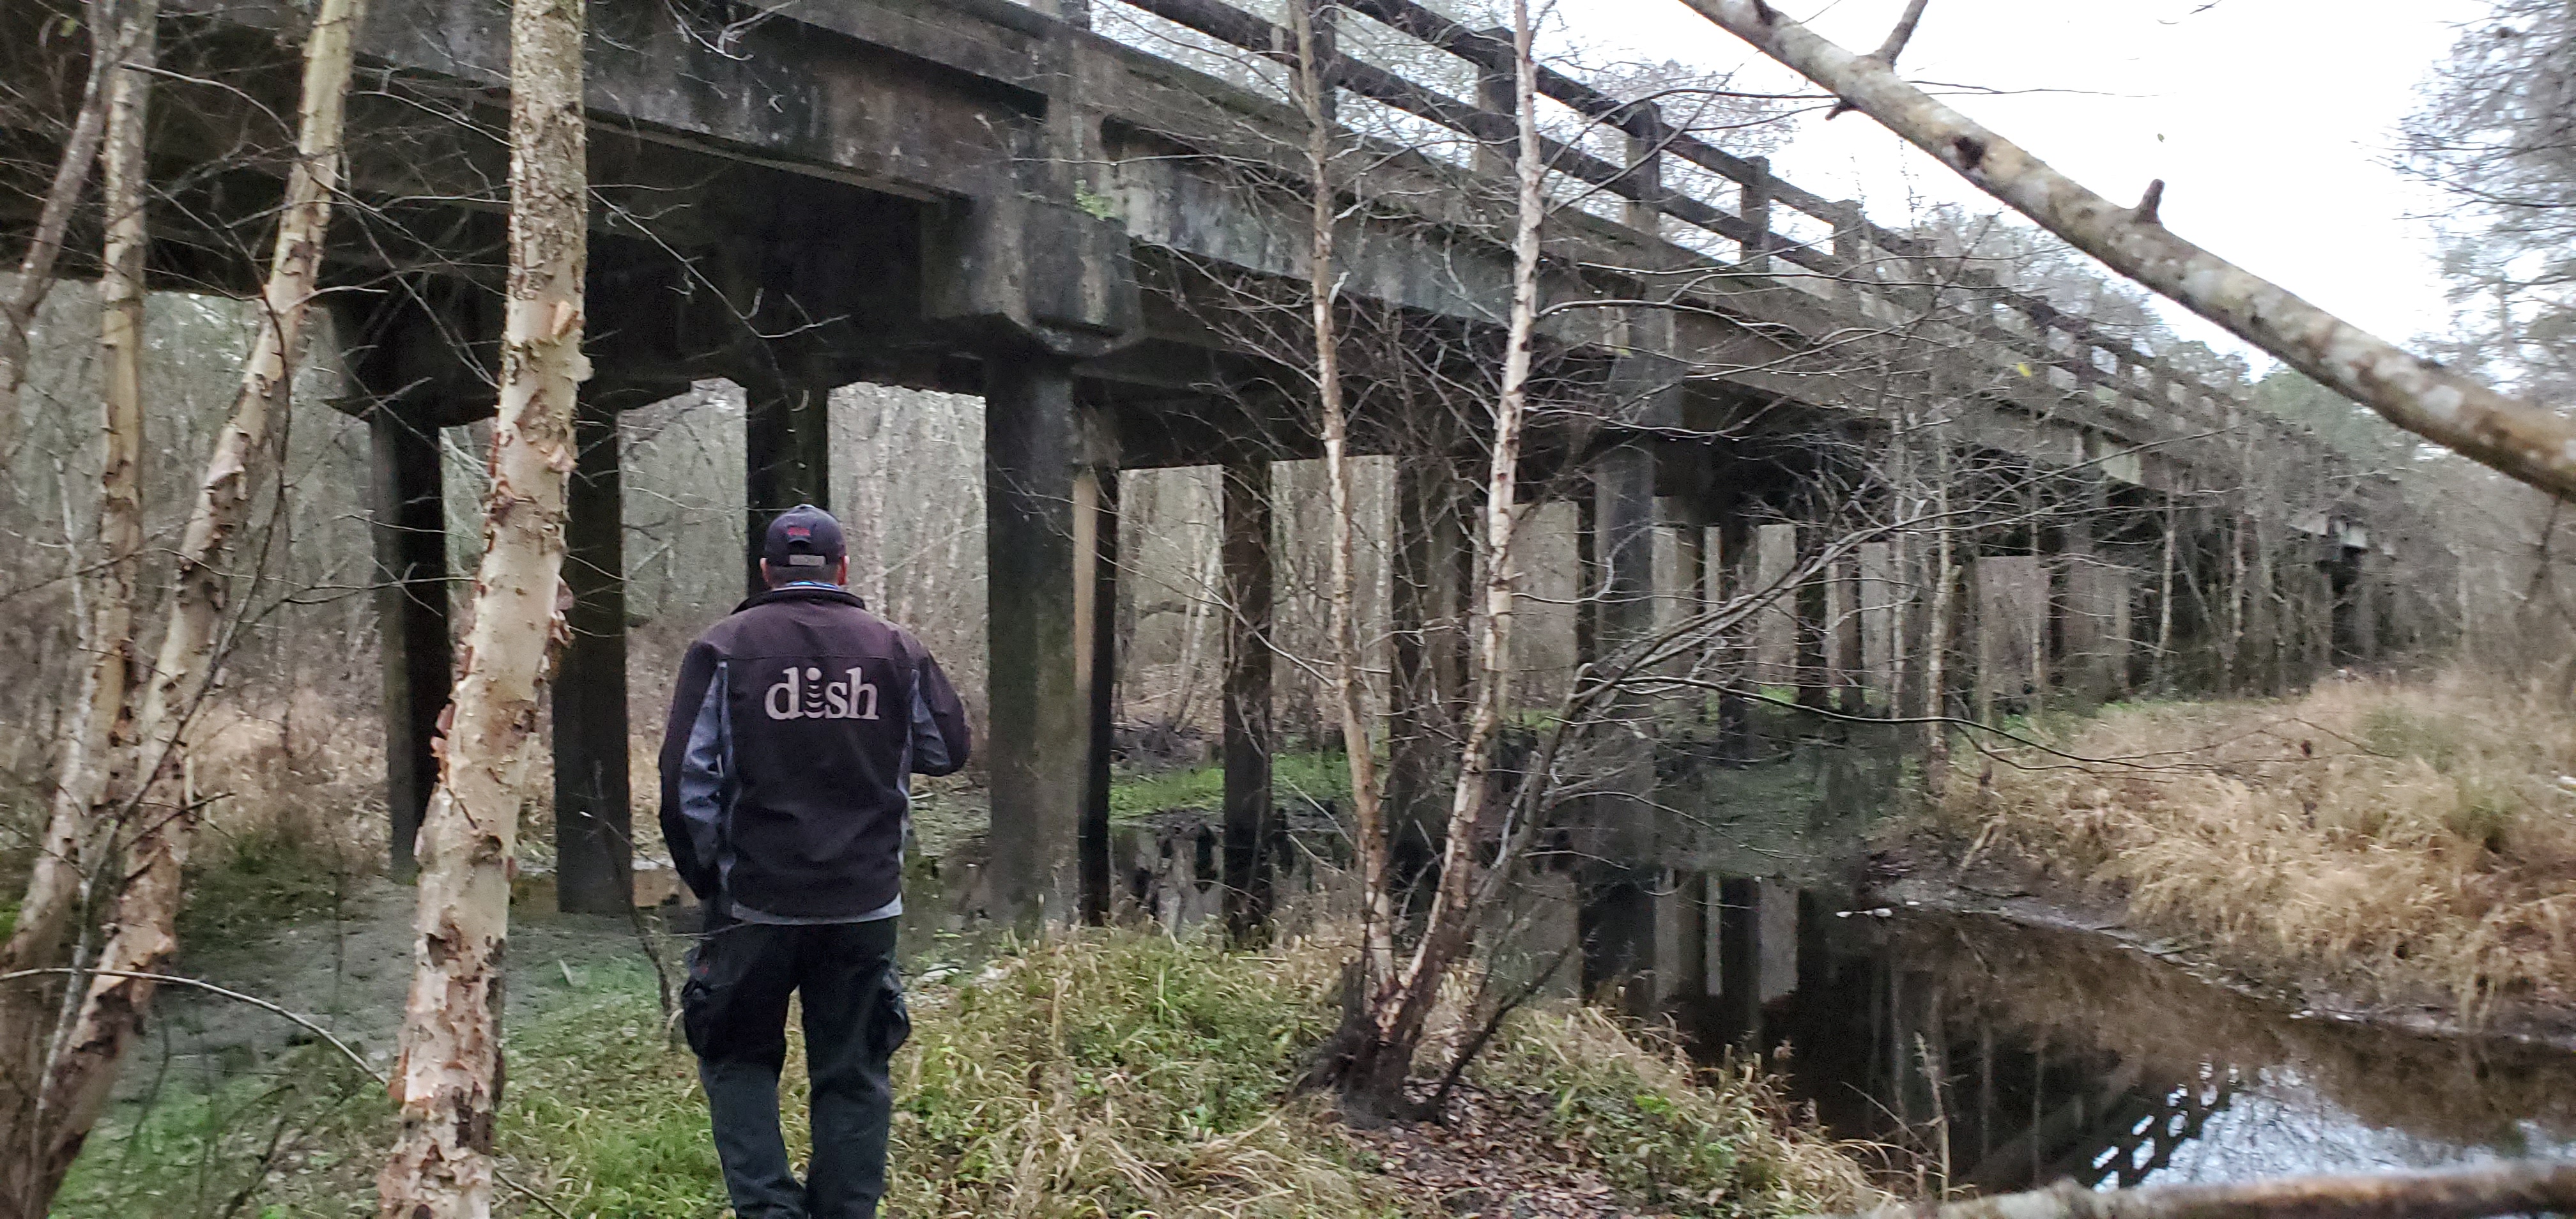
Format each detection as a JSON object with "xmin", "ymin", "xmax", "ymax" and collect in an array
[{"xmin": 1676, "ymin": 0, "xmax": 2576, "ymax": 503}]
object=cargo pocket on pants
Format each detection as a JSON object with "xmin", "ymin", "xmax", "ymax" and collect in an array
[
  {"xmin": 866, "ymin": 968, "xmax": 911, "ymax": 1062},
  {"xmin": 679, "ymin": 940, "xmax": 719, "ymax": 1057}
]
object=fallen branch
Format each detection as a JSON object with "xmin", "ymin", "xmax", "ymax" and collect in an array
[
  {"xmin": 1798, "ymin": 1161, "xmax": 2576, "ymax": 1219},
  {"xmin": 1677, "ymin": 0, "xmax": 2576, "ymax": 503}
]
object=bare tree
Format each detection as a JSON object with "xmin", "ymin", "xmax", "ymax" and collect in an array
[
  {"xmin": 376, "ymin": 0, "xmax": 588, "ymax": 1211},
  {"xmin": 1312, "ymin": 0, "xmax": 1545, "ymax": 1115},
  {"xmin": 1291, "ymin": 0, "xmax": 1395, "ymax": 964}
]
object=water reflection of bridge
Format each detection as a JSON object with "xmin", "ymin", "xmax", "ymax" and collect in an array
[{"xmin": 1659, "ymin": 882, "xmax": 2235, "ymax": 1192}]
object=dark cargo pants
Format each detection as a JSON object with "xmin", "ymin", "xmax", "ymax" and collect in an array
[{"xmin": 682, "ymin": 914, "xmax": 910, "ymax": 1219}]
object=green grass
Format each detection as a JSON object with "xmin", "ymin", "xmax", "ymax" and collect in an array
[
  {"xmin": 53, "ymin": 1045, "xmax": 386, "ymax": 1218},
  {"xmin": 1109, "ymin": 749, "xmax": 1356, "ymax": 818},
  {"xmin": 57, "ymin": 928, "xmax": 1876, "ymax": 1218}
]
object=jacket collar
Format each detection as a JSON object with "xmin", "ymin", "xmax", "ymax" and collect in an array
[{"xmin": 735, "ymin": 583, "xmax": 868, "ymax": 614}]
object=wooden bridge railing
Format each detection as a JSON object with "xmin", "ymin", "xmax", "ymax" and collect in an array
[{"xmin": 1104, "ymin": 0, "xmax": 2271, "ymax": 465}]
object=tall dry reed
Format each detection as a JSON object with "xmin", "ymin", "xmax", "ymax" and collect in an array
[{"xmin": 1938, "ymin": 673, "xmax": 2576, "ymax": 1018}]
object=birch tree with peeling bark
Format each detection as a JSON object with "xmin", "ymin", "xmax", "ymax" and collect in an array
[
  {"xmin": 0, "ymin": 0, "xmax": 119, "ymax": 463},
  {"xmin": 0, "ymin": 0, "xmax": 364, "ymax": 1211},
  {"xmin": 0, "ymin": 0, "xmax": 151, "ymax": 1206},
  {"xmin": 1289, "ymin": 0, "xmax": 1395, "ymax": 970},
  {"xmin": 1673, "ymin": 0, "xmax": 2576, "ymax": 503},
  {"xmin": 1315, "ymin": 0, "xmax": 1543, "ymax": 1116},
  {"xmin": 376, "ymin": 0, "xmax": 588, "ymax": 1209},
  {"xmin": 0, "ymin": 0, "xmax": 152, "ymax": 1022}
]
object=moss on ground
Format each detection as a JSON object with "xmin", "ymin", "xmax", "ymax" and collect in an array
[
  {"xmin": 1108, "ymin": 749, "xmax": 1355, "ymax": 819},
  {"xmin": 58, "ymin": 926, "xmax": 1873, "ymax": 1218}
]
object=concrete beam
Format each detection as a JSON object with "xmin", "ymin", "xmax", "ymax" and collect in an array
[{"xmin": 554, "ymin": 391, "xmax": 633, "ymax": 914}]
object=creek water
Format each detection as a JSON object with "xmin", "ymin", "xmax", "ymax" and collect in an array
[{"xmin": 1678, "ymin": 899, "xmax": 2576, "ymax": 1192}]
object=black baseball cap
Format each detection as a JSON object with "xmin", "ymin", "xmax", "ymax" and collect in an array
[{"xmin": 762, "ymin": 504, "xmax": 847, "ymax": 572}]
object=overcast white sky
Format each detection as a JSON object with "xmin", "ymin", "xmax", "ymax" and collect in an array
[{"xmin": 1553, "ymin": 0, "xmax": 2490, "ymax": 365}]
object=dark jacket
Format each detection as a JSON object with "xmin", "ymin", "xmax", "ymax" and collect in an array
[{"xmin": 658, "ymin": 585, "xmax": 970, "ymax": 921}]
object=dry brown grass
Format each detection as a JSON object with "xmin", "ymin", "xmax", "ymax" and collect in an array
[{"xmin": 1936, "ymin": 671, "xmax": 2576, "ymax": 1019}]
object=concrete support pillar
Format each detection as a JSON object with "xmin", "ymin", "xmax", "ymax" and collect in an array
[
  {"xmin": 1474, "ymin": 30, "xmax": 1515, "ymax": 178},
  {"xmin": 1652, "ymin": 870, "xmax": 1708, "ymax": 1003},
  {"xmin": 1620, "ymin": 102, "xmax": 1667, "ymax": 236},
  {"xmin": 1716, "ymin": 514, "xmax": 1755, "ymax": 758},
  {"xmin": 1578, "ymin": 440, "xmax": 1659, "ymax": 1007},
  {"xmin": 554, "ymin": 392, "xmax": 631, "ymax": 913},
  {"xmin": 1579, "ymin": 878, "xmax": 1654, "ymax": 1009},
  {"xmin": 1947, "ymin": 551, "xmax": 1980, "ymax": 724},
  {"xmin": 1574, "ymin": 486, "xmax": 1601, "ymax": 670},
  {"xmin": 1597, "ymin": 444, "xmax": 1658, "ymax": 685},
  {"xmin": 2050, "ymin": 485, "xmax": 2115, "ymax": 705},
  {"xmin": 1834, "ymin": 551, "xmax": 1866, "ymax": 715},
  {"xmin": 367, "ymin": 408, "xmax": 450, "ymax": 880},
  {"xmin": 1220, "ymin": 457, "xmax": 1275, "ymax": 941},
  {"xmin": 1388, "ymin": 447, "xmax": 1471, "ymax": 905},
  {"xmin": 2351, "ymin": 547, "xmax": 2384, "ymax": 663},
  {"xmin": 985, "ymin": 356, "xmax": 1090, "ymax": 926},
  {"xmin": 745, "ymin": 379, "xmax": 832, "ymax": 597},
  {"xmin": 1795, "ymin": 524, "xmax": 1831, "ymax": 712},
  {"xmin": 1077, "ymin": 421, "xmax": 1119, "ymax": 924},
  {"xmin": 1676, "ymin": 514, "xmax": 1709, "ymax": 722}
]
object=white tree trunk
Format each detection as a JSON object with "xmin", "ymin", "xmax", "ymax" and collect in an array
[
  {"xmin": 1357, "ymin": 0, "xmax": 1543, "ymax": 1086},
  {"xmin": 0, "ymin": 0, "xmax": 362, "ymax": 1212},
  {"xmin": 1293, "ymin": 0, "xmax": 1393, "ymax": 975},
  {"xmin": 0, "ymin": 0, "xmax": 153, "ymax": 998},
  {"xmin": 0, "ymin": 5, "xmax": 152, "ymax": 1211},
  {"xmin": 1676, "ymin": 0, "xmax": 2576, "ymax": 503},
  {"xmin": 376, "ymin": 0, "xmax": 588, "ymax": 1209}
]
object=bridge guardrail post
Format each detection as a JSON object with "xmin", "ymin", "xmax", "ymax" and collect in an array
[{"xmin": 1740, "ymin": 155, "xmax": 1773, "ymax": 272}]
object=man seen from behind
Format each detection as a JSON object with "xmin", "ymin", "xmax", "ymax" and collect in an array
[{"xmin": 659, "ymin": 503, "xmax": 970, "ymax": 1219}]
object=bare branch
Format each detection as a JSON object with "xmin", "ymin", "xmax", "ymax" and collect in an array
[{"xmin": 1827, "ymin": 0, "xmax": 1931, "ymax": 118}]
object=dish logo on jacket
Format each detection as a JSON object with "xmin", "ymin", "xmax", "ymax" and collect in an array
[{"xmin": 764, "ymin": 665, "xmax": 882, "ymax": 721}]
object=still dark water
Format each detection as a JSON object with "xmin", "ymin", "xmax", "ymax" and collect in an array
[{"xmin": 1678, "ymin": 899, "xmax": 2576, "ymax": 1192}]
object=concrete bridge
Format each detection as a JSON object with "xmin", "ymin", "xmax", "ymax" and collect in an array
[{"xmin": 5, "ymin": 0, "xmax": 2419, "ymax": 958}]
